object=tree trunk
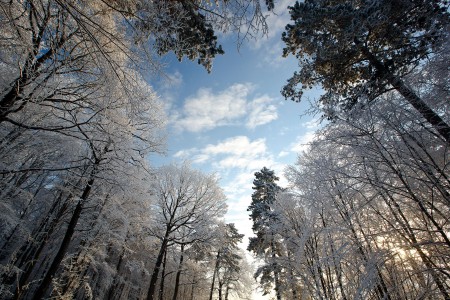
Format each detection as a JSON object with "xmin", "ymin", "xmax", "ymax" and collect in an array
[
  {"xmin": 357, "ymin": 40, "xmax": 450, "ymax": 143},
  {"xmin": 209, "ymin": 250, "xmax": 220, "ymax": 300},
  {"xmin": 270, "ymin": 239, "xmax": 282, "ymax": 300},
  {"xmin": 146, "ymin": 229, "xmax": 170, "ymax": 300},
  {"xmin": 218, "ymin": 280, "xmax": 223, "ymax": 300},
  {"xmin": 287, "ymin": 251, "xmax": 299, "ymax": 300},
  {"xmin": 158, "ymin": 249, "xmax": 167, "ymax": 300},
  {"xmin": 387, "ymin": 75, "xmax": 450, "ymax": 143},
  {"xmin": 30, "ymin": 162, "xmax": 98, "ymax": 300},
  {"xmin": 171, "ymin": 243, "xmax": 185, "ymax": 300},
  {"xmin": 9, "ymin": 190, "xmax": 73, "ymax": 299},
  {"xmin": 331, "ymin": 180, "xmax": 392, "ymax": 300},
  {"xmin": 190, "ymin": 273, "xmax": 196, "ymax": 300},
  {"xmin": 375, "ymin": 185, "xmax": 450, "ymax": 299},
  {"xmin": 224, "ymin": 285, "xmax": 230, "ymax": 300}
]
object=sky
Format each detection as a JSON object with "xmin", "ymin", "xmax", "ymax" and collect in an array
[{"xmin": 150, "ymin": 3, "xmax": 321, "ymax": 298}]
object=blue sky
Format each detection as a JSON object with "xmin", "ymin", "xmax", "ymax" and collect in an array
[{"xmin": 150, "ymin": 4, "xmax": 321, "ymax": 297}]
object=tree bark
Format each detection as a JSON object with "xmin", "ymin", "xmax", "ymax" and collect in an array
[
  {"xmin": 11, "ymin": 192, "xmax": 71, "ymax": 299},
  {"xmin": 171, "ymin": 243, "xmax": 185, "ymax": 300},
  {"xmin": 270, "ymin": 239, "xmax": 282, "ymax": 300},
  {"xmin": 146, "ymin": 229, "xmax": 170, "ymax": 300},
  {"xmin": 30, "ymin": 161, "xmax": 98, "ymax": 300},
  {"xmin": 209, "ymin": 250, "xmax": 220, "ymax": 300},
  {"xmin": 357, "ymin": 40, "xmax": 450, "ymax": 143},
  {"xmin": 158, "ymin": 249, "xmax": 167, "ymax": 300}
]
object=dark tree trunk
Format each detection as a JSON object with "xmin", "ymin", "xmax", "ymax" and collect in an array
[
  {"xmin": 146, "ymin": 229, "xmax": 170, "ymax": 300},
  {"xmin": 158, "ymin": 248, "xmax": 167, "ymax": 300},
  {"xmin": 357, "ymin": 40, "xmax": 450, "ymax": 143},
  {"xmin": 388, "ymin": 75, "xmax": 450, "ymax": 143},
  {"xmin": 270, "ymin": 240, "xmax": 282, "ymax": 300},
  {"xmin": 209, "ymin": 250, "xmax": 220, "ymax": 300},
  {"xmin": 190, "ymin": 274, "xmax": 196, "ymax": 300},
  {"xmin": 171, "ymin": 243, "xmax": 185, "ymax": 300},
  {"xmin": 287, "ymin": 251, "xmax": 299, "ymax": 300},
  {"xmin": 30, "ymin": 162, "xmax": 98, "ymax": 300},
  {"xmin": 224, "ymin": 285, "xmax": 230, "ymax": 300},
  {"xmin": 218, "ymin": 280, "xmax": 223, "ymax": 300}
]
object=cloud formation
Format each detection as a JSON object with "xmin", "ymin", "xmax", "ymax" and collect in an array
[
  {"xmin": 173, "ymin": 83, "xmax": 278, "ymax": 132},
  {"xmin": 175, "ymin": 135, "xmax": 273, "ymax": 170},
  {"xmin": 174, "ymin": 135, "xmax": 289, "ymax": 196}
]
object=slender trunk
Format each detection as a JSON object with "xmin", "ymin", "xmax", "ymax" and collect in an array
[
  {"xmin": 373, "ymin": 139, "xmax": 450, "ymax": 247},
  {"xmin": 158, "ymin": 249, "xmax": 167, "ymax": 300},
  {"xmin": 9, "ymin": 190, "xmax": 72, "ymax": 299},
  {"xmin": 209, "ymin": 250, "xmax": 220, "ymax": 300},
  {"xmin": 146, "ymin": 229, "xmax": 170, "ymax": 300},
  {"xmin": 376, "ymin": 187, "xmax": 450, "ymax": 299},
  {"xmin": 30, "ymin": 161, "xmax": 98, "ymax": 300},
  {"xmin": 171, "ymin": 243, "xmax": 185, "ymax": 300},
  {"xmin": 356, "ymin": 40, "xmax": 450, "ymax": 143},
  {"xmin": 190, "ymin": 278, "xmax": 195, "ymax": 300},
  {"xmin": 106, "ymin": 237, "xmax": 127, "ymax": 300},
  {"xmin": 270, "ymin": 239, "xmax": 282, "ymax": 300},
  {"xmin": 224, "ymin": 285, "xmax": 230, "ymax": 300},
  {"xmin": 218, "ymin": 280, "xmax": 223, "ymax": 300},
  {"xmin": 287, "ymin": 251, "xmax": 299, "ymax": 300},
  {"xmin": 59, "ymin": 193, "xmax": 109, "ymax": 297},
  {"xmin": 0, "ymin": 162, "xmax": 46, "ymax": 257},
  {"xmin": 331, "ymin": 181, "xmax": 391, "ymax": 300}
]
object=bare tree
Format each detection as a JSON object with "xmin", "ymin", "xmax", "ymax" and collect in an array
[{"xmin": 146, "ymin": 162, "xmax": 227, "ymax": 300}]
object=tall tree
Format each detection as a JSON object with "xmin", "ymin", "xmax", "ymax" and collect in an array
[
  {"xmin": 146, "ymin": 163, "xmax": 227, "ymax": 300},
  {"xmin": 283, "ymin": 64, "xmax": 450, "ymax": 299},
  {"xmin": 282, "ymin": 0, "xmax": 450, "ymax": 142},
  {"xmin": 209, "ymin": 223, "xmax": 244, "ymax": 300},
  {"xmin": 247, "ymin": 167, "xmax": 283, "ymax": 300}
]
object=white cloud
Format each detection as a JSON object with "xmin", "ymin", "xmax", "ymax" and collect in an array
[
  {"xmin": 176, "ymin": 135, "xmax": 280, "ymax": 172},
  {"xmin": 177, "ymin": 135, "xmax": 290, "ymax": 192},
  {"xmin": 289, "ymin": 131, "xmax": 316, "ymax": 153},
  {"xmin": 246, "ymin": 95, "xmax": 278, "ymax": 129},
  {"xmin": 301, "ymin": 117, "xmax": 321, "ymax": 129},
  {"xmin": 158, "ymin": 71, "xmax": 183, "ymax": 103},
  {"xmin": 173, "ymin": 83, "xmax": 278, "ymax": 132},
  {"xmin": 173, "ymin": 148, "xmax": 194, "ymax": 158},
  {"xmin": 278, "ymin": 150, "xmax": 289, "ymax": 158},
  {"xmin": 203, "ymin": 135, "xmax": 266, "ymax": 157},
  {"xmin": 174, "ymin": 83, "xmax": 250, "ymax": 132}
]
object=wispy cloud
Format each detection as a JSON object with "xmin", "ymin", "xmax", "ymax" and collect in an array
[
  {"xmin": 246, "ymin": 95, "xmax": 278, "ymax": 129},
  {"xmin": 174, "ymin": 135, "xmax": 289, "ymax": 188},
  {"xmin": 156, "ymin": 70, "xmax": 184, "ymax": 110},
  {"xmin": 173, "ymin": 83, "xmax": 278, "ymax": 132},
  {"xmin": 289, "ymin": 131, "xmax": 316, "ymax": 154},
  {"xmin": 175, "ymin": 135, "xmax": 272, "ymax": 169}
]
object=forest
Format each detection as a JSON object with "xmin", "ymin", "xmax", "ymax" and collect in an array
[{"xmin": 0, "ymin": 1, "xmax": 448, "ymax": 300}]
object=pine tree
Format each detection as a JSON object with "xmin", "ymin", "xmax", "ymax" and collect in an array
[
  {"xmin": 282, "ymin": 0, "xmax": 450, "ymax": 143},
  {"xmin": 247, "ymin": 167, "xmax": 283, "ymax": 300}
]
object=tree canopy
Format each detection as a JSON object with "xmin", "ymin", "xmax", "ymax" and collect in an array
[{"xmin": 282, "ymin": 0, "xmax": 450, "ymax": 142}]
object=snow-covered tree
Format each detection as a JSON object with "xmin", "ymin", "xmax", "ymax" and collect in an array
[
  {"xmin": 282, "ymin": 0, "xmax": 450, "ymax": 142},
  {"xmin": 247, "ymin": 167, "xmax": 283, "ymax": 300},
  {"xmin": 146, "ymin": 162, "xmax": 227, "ymax": 300},
  {"xmin": 282, "ymin": 57, "xmax": 449, "ymax": 299},
  {"xmin": 209, "ymin": 223, "xmax": 244, "ymax": 300}
]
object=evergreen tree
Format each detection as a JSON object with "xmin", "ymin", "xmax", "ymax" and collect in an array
[
  {"xmin": 281, "ymin": 0, "xmax": 450, "ymax": 143},
  {"xmin": 247, "ymin": 167, "xmax": 283, "ymax": 300}
]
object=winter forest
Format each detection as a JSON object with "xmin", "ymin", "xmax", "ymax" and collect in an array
[{"xmin": 0, "ymin": 1, "xmax": 448, "ymax": 300}]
